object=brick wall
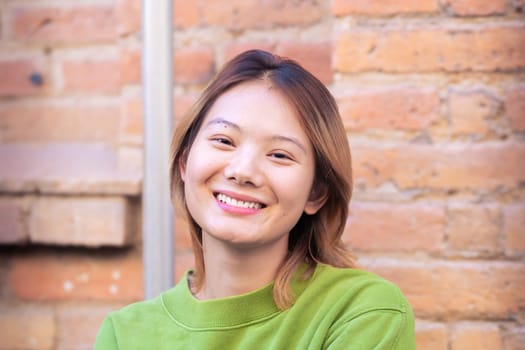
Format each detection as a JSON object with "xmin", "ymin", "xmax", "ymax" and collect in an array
[{"xmin": 0, "ymin": 0, "xmax": 524, "ymax": 349}]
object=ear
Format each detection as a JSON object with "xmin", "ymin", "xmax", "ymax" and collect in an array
[{"xmin": 304, "ymin": 183, "xmax": 328, "ymax": 215}]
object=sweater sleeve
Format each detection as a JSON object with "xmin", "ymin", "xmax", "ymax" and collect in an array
[
  {"xmin": 324, "ymin": 307, "xmax": 415, "ymax": 350},
  {"xmin": 93, "ymin": 316, "xmax": 119, "ymax": 350}
]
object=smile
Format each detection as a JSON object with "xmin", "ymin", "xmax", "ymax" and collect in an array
[{"xmin": 215, "ymin": 193, "xmax": 264, "ymax": 209}]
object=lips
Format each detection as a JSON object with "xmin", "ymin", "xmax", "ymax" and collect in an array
[{"xmin": 214, "ymin": 192, "xmax": 266, "ymax": 209}]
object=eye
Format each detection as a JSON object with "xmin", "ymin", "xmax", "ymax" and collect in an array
[
  {"xmin": 210, "ymin": 136, "xmax": 234, "ymax": 147},
  {"xmin": 269, "ymin": 151, "xmax": 294, "ymax": 162}
]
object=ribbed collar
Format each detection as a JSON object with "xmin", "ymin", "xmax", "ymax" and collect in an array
[{"xmin": 161, "ymin": 264, "xmax": 315, "ymax": 330}]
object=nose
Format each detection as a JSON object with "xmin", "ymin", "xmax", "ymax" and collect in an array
[{"xmin": 223, "ymin": 150, "xmax": 263, "ymax": 187}]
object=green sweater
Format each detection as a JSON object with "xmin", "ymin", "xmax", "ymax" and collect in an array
[{"xmin": 94, "ymin": 264, "xmax": 415, "ymax": 349}]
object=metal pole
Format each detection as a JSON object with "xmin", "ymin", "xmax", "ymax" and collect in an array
[{"xmin": 141, "ymin": 0, "xmax": 174, "ymax": 299}]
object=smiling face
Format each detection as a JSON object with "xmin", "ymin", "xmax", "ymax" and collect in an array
[{"xmin": 180, "ymin": 80, "xmax": 325, "ymax": 252}]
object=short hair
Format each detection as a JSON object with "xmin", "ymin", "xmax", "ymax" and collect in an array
[{"xmin": 170, "ymin": 50, "xmax": 354, "ymax": 309}]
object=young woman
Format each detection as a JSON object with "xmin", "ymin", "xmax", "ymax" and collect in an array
[{"xmin": 95, "ymin": 50, "xmax": 415, "ymax": 349}]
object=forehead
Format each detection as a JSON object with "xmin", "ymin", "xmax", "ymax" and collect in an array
[{"xmin": 202, "ymin": 80, "xmax": 304, "ymax": 131}]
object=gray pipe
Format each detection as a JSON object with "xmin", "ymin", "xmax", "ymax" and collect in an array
[{"xmin": 141, "ymin": 0, "xmax": 174, "ymax": 299}]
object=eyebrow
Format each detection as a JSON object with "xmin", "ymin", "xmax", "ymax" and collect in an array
[
  {"xmin": 205, "ymin": 117, "xmax": 308, "ymax": 154},
  {"xmin": 205, "ymin": 118, "xmax": 240, "ymax": 131}
]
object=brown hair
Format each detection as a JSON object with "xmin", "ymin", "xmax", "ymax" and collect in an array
[{"xmin": 170, "ymin": 50, "xmax": 354, "ymax": 309}]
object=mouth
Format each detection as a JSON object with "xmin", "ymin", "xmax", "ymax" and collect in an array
[{"xmin": 214, "ymin": 192, "xmax": 266, "ymax": 210}]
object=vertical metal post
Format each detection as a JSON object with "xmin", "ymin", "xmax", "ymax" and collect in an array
[{"xmin": 142, "ymin": 0, "xmax": 174, "ymax": 299}]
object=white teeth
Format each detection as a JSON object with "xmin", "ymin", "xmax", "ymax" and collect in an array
[{"xmin": 216, "ymin": 193, "xmax": 262, "ymax": 209}]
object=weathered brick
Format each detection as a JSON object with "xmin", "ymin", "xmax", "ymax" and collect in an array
[
  {"xmin": 0, "ymin": 59, "xmax": 47, "ymax": 97},
  {"xmin": 119, "ymin": 48, "xmax": 140, "ymax": 86},
  {"xmin": 448, "ymin": 89, "xmax": 499, "ymax": 136},
  {"xmin": 29, "ymin": 197, "xmax": 133, "ymax": 247},
  {"xmin": 276, "ymin": 42, "xmax": 333, "ymax": 84},
  {"xmin": 344, "ymin": 203, "xmax": 445, "ymax": 252},
  {"xmin": 447, "ymin": 204, "xmax": 501, "ymax": 256},
  {"xmin": 0, "ymin": 144, "xmax": 141, "ymax": 195},
  {"xmin": 174, "ymin": 94, "xmax": 199, "ymax": 120},
  {"xmin": 441, "ymin": 0, "xmax": 507, "ymax": 16},
  {"xmin": 338, "ymin": 87, "xmax": 440, "ymax": 131},
  {"xmin": 506, "ymin": 85, "xmax": 525, "ymax": 132},
  {"xmin": 363, "ymin": 260, "xmax": 525, "ymax": 318},
  {"xmin": 57, "ymin": 306, "xmax": 116, "ymax": 349},
  {"xmin": 9, "ymin": 252, "xmax": 143, "ymax": 301},
  {"xmin": 0, "ymin": 198, "xmax": 26, "ymax": 244},
  {"xmin": 61, "ymin": 58, "xmax": 120, "ymax": 94},
  {"xmin": 8, "ymin": 5, "xmax": 116, "ymax": 45},
  {"xmin": 175, "ymin": 251, "xmax": 195, "ymax": 281},
  {"xmin": 352, "ymin": 143, "xmax": 525, "ymax": 190},
  {"xmin": 332, "ymin": 0, "xmax": 438, "ymax": 16},
  {"xmin": 0, "ymin": 307, "xmax": 55, "ymax": 350},
  {"xmin": 504, "ymin": 204, "xmax": 525, "ymax": 256},
  {"xmin": 175, "ymin": 213, "xmax": 192, "ymax": 251},
  {"xmin": 502, "ymin": 325, "xmax": 525, "ymax": 350},
  {"xmin": 118, "ymin": 0, "xmax": 196, "ymax": 33},
  {"xmin": 174, "ymin": 0, "xmax": 199, "ymax": 28},
  {"xmin": 202, "ymin": 0, "xmax": 327, "ymax": 30},
  {"xmin": 120, "ymin": 94, "xmax": 142, "ymax": 144},
  {"xmin": 335, "ymin": 26, "xmax": 525, "ymax": 73},
  {"xmin": 451, "ymin": 322, "xmax": 502, "ymax": 350},
  {"xmin": 416, "ymin": 321, "xmax": 448, "ymax": 350},
  {"xmin": 120, "ymin": 93, "xmax": 198, "ymax": 145},
  {"xmin": 174, "ymin": 47, "xmax": 215, "ymax": 84},
  {"xmin": 0, "ymin": 103, "xmax": 119, "ymax": 143},
  {"xmin": 116, "ymin": 0, "xmax": 140, "ymax": 36}
]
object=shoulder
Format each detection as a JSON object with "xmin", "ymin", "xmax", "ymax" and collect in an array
[{"xmin": 308, "ymin": 264, "xmax": 411, "ymax": 315}]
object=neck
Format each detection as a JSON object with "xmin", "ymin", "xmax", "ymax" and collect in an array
[{"xmin": 195, "ymin": 233, "xmax": 288, "ymax": 300}]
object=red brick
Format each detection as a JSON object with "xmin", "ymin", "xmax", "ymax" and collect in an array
[
  {"xmin": 276, "ymin": 42, "xmax": 333, "ymax": 84},
  {"xmin": 447, "ymin": 204, "xmax": 500, "ymax": 256},
  {"xmin": 174, "ymin": 47, "xmax": 215, "ymax": 84},
  {"xmin": 57, "ymin": 306, "xmax": 117, "ymax": 349},
  {"xmin": 448, "ymin": 89, "xmax": 499, "ymax": 136},
  {"xmin": 117, "ymin": 0, "xmax": 200, "ymax": 34},
  {"xmin": 338, "ymin": 87, "xmax": 440, "ymax": 131},
  {"xmin": 0, "ymin": 59, "xmax": 47, "ymax": 97},
  {"xmin": 175, "ymin": 213, "xmax": 192, "ymax": 251},
  {"xmin": 352, "ymin": 143, "xmax": 525, "ymax": 190},
  {"xmin": 451, "ymin": 322, "xmax": 502, "ymax": 350},
  {"xmin": 0, "ymin": 103, "xmax": 119, "ymax": 143},
  {"xmin": 332, "ymin": 0, "xmax": 438, "ymax": 16},
  {"xmin": 119, "ymin": 48, "xmax": 141, "ymax": 85},
  {"xmin": 8, "ymin": 252, "xmax": 143, "ymax": 301},
  {"xmin": 175, "ymin": 251, "xmax": 194, "ymax": 281},
  {"xmin": 0, "ymin": 199, "xmax": 26, "ymax": 244},
  {"xmin": 416, "ymin": 321, "xmax": 448, "ymax": 350},
  {"xmin": 61, "ymin": 58, "xmax": 120, "ymax": 94},
  {"xmin": 29, "ymin": 197, "xmax": 133, "ymax": 247},
  {"xmin": 116, "ymin": 0, "xmax": 140, "ymax": 36},
  {"xmin": 502, "ymin": 326, "xmax": 525, "ymax": 349},
  {"xmin": 441, "ymin": 0, "xmax": 507, "ymax": 16},
  {"xmin": 363, "ymin": 260, "xmax": 525, "ymax": 318},
  {"xmin": 202, "ymin": 0, "xmax": 327, "ymax": 30},
  {"xmin": 0, "ymin": 144, "xmax": 141, "ymax": 195},
  {"xmin": 119, "ymin": 93, "xmax": 197, "ymax": 145},
  {"xmin": 120, "ymin": 94, "xmax": 143, "ymax": 144},
  {"xmin": 174, "ymin": 93, "xmax": 199, "ymax": 120},
  {"xmin": 506, "ymin": 85, "xmax": 525, "ymax": 132},
  {"xmin": 335, "ymin": 26, "xmax": 525, "ymax": 73},
  {"xmin": 0, "ymin": 307, "xmax": 55, "ymax": 350},
  {"xmin": 504, "ymin": 204, "xmax": 525, "ymax": 256},
  {"xmin": 8, "ymin": 5, "xmax": 116, "ymax": 45},
  {"xmin": 174, "ymin": 0, "xmax": 199, "ymax": 28},
  {"xmin": 344, "ymin": 203, "xmax": 445, "ymax": 252}
]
